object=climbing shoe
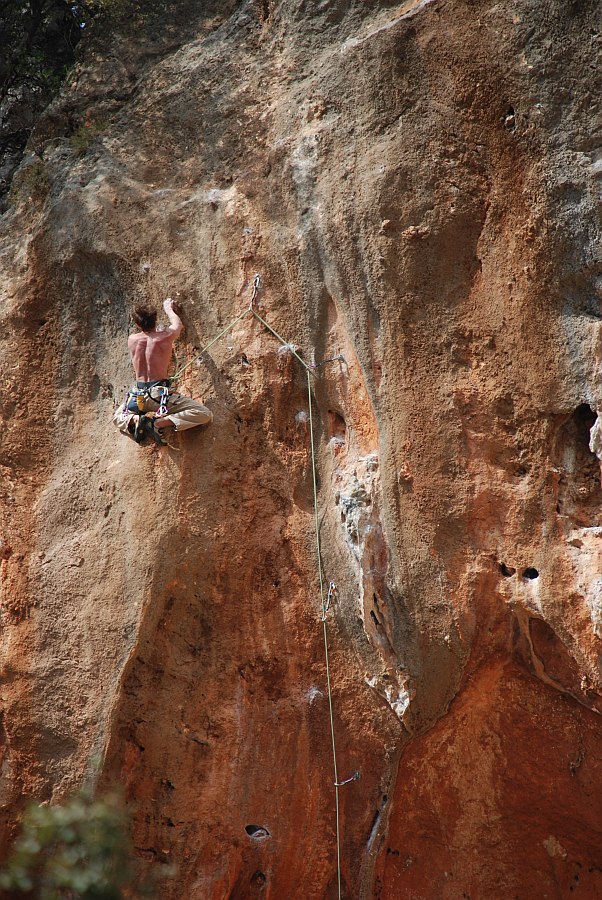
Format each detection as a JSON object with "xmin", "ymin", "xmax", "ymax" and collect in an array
[
  {"xmin": 128, "ymin": 415, "xmax": 148, "ymax": 444},
  {"xmin": 155, "ymin": 424, "xmax": 178, "ymax": 447},
  {"xmin": 139, "ymin": 415, "xmax": 168, "ymax": 445},
  {"xmin": 128, "ymin": 414, "xmax": 174, "ymax": 446}
]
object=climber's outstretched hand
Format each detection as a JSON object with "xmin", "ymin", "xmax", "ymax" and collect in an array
[{"xmin": 163, "ymin": 297, "xmax": 183, "ymax": 335}]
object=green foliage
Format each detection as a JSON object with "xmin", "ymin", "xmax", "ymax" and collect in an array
[
  {"xmin": 69, "ymin": 117, "xmax": 107, "ymax": 155},
  {"xmin": 0, "ymin": 791, "xmax": 142, "ymax": 899},
  {"xmin": 0, "ymin": 0, "xmax": 135, "ymax": 110},
  {"xmin": 8, "ymin": 158, "xmax": 50, "ymax": 204},
  {"xmin": 0, "ymin": 2, "xmax": 81, "ymax": 105}
]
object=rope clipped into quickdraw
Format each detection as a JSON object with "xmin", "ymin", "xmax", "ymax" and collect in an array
[
  {"xmin": 170, "ymin": 274, "xmax": 261, "ymax": 383},
  {"xmin": 335, "ymin": 771, "xmax": 361, "ymax": 787},
  {"xmin": 322, "ymin": 581, "xmax": 337, "ymax": 622},
  {"xmin": 249, "ymin": 272, "xmax": 261, "ymax": 304},
  {"xmin": 311, "ymin": 353, "xmax": 345, "ymax": 370}
]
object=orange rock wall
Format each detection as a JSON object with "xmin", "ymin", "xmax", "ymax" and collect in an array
[{"xmin": 1, "ymin": 0, "xmax": 601, "ymax": 897}]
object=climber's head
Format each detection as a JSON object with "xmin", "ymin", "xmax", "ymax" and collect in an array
[{"xmin": 133, "ymin": 305, "xmax": 157, "ymax": 332}]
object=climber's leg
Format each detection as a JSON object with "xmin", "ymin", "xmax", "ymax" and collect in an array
[
  {"xmin": 157, "ymin": 392, "xmax": 213, "ymax": 432},
  {"xmin": 113, "ymin": 405, "xmax": 152, "ymax": 443},
  {"xmin": 112, "ymin": 403, "xmax": 136, "ymax": 437}
]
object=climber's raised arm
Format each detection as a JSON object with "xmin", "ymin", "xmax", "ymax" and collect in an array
[{"xmin": 163, "ymin": 297, "xmax": 183, "ymax": 338}]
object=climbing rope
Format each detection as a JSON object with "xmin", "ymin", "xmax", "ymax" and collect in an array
[
  {"xmin": 171, "ymin": 307, "xmax": 251, "ymax": 381},
  {"xmin": 307, "ymin": 368, "xmax": 343, "ymax": 898},
  {"xmin": 171, "ymin": 275, "xmax": 263, "ymax": 382},
  {"xmin": 163, "ymin": 274, "xmax": 353, "ymax": 897}
]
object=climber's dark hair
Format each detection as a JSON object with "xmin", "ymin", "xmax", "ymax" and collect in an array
[{"xmin": 132, "ymin": 305, "xmax": 157, "ymax": 332}]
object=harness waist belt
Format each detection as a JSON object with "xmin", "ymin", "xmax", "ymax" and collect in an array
[{"xmin": 136, "ymin": 379, "xmax": 170, "ymax": 389}]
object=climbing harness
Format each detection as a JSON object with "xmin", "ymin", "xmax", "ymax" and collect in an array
[
  {"xmin": 121, "ymin": 380, "xmax": 173, "ymax": 445},
  {"xmin": 123, "ymin": 380, "xmax": 170, "ymax": 416}
]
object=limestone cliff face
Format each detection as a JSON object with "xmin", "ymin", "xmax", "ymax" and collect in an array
[{"xmin": 1, "ymin": 0, "xmax": 601, "ymax": 897}]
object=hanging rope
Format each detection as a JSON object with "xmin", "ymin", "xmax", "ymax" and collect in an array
[
  {"xmin": 161, "ymin": 274, "xmax": 354, "ymax": 897},
  {"xmin": 307, "ymin": 367, "xmax": 342, "ymax": 899},
  {"xmin": 170, "ymin": 307, "xmax": 251, "ymax": 381},
  {"xmin": 171, "ymin": 275, "xmax": 262, "ymax": 382}
]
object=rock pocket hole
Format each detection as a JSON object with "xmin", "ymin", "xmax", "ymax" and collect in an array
[
  {"xmin": 522, "ymin": 567, "xmax": 539, "ymax": 580},
  {"xmin": 554, "ymin": 403, "xmax": 602, "ymax": 526},
  {"xmin": 328, "ymin": 410, "xmax": 347, "ymax": 441},
  {"xmin": 245, "ymin": 824, "xmax": 270, "ymax": 839},
  {"xmin": 499, "ymin": 563, "xmax": 516, "ymax": 577},
  {"xmin": 504, "ymin": 106, "xmax": 516, "ymax": 130},
  {"xmin": 251, "ymin": 871, "xmax": 267, "ymax": 886}
]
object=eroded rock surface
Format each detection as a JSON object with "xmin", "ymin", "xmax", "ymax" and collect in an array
[{"xmin": 1, "ymin": 0, "xmax": 601, "ymax": 897}]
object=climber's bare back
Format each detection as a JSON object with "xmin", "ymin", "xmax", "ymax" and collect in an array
[{"xmin": 128, "ymin": 330, "xmax": 176, "ymax": 381}]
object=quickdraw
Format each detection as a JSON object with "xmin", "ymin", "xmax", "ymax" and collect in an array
[
  {"xmin": 335, "ymin": 771, "xmax": 361, "ymax": 787},
  {"xmin": 321, "ymin": 580, "xmax": 338, "ymax": 621},
  {"xmin": 156, "ymin": 385, "xmax": 170, "ymax": 418}
]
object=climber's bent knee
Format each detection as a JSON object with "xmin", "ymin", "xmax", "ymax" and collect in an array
[{"xmin": 167, "ymin": 403, "xmax": 213, "ymax": 432}]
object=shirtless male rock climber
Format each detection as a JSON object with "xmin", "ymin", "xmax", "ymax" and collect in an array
[{"xmin": 113, "ymin": 298, "xmax": 212, "ymax": 444}]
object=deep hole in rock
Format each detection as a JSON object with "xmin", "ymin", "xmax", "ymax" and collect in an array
[
  {"xmin": 370, "ymin": 610, "xmax": 381, "ymax": 628},
  {"xmin": 245, "ymin": 824, "xmax": 270, "ymax": 839},
  {"xmin": 504, "ymin": 105, "xmax": 516, "ymax": 129},
  {"xmin": 499, "ymin": 563, "xmax": 516, "ymax": 577},
  {"xmin": 553, "ymin": 403, "xmax": 602, "ymax": 526},
  {"xmin": 328, "ymin": 409, "xmax": 347, "ymax": 440},
  {"xmin": 522, "ymin": 567, "xmax": 539, "ymax": 580},
  {"xmin": 573, "ymin": 402, "xmax": 596, "ymax": 432},
  {"xmin": 251, "ymin": 871, "xmax": 267, "ymax": 885}
]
